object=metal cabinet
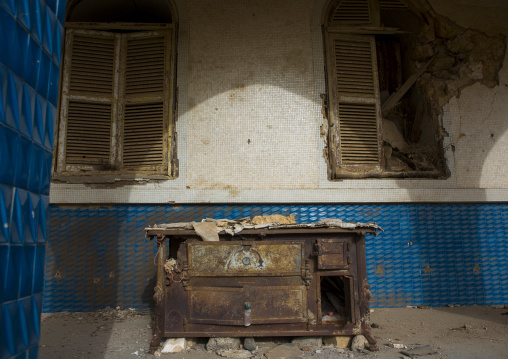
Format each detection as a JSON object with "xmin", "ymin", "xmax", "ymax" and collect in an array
[{"xmin": 145, "ymin": 228, "xmax": 378, "ymax": 352}]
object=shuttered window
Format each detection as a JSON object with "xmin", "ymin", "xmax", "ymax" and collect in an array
[
  {"xmin": 325, "ymin": 1, "xmax": 384, "ymax": 178},
  {"xmin": 55, "ymin": 25, "xmax": 175, "ymax": 177},
  {"xmin": 329, "ymin": 0, "xmax": 372, "ymax": 25},
  {"xmin": 332, "ymin": 36, "xmax": 381, "ymax": 166}
]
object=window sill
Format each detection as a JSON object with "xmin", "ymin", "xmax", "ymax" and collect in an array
[
  {"xmin": 331, "ymin": 169, "xmax": 445, "ymax": 180},
  {"xmin": 51, "ymin": 173, "xmax": 174, "ymax": 185}
]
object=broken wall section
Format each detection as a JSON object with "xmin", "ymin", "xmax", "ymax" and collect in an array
[{"xmin": 381, "ymin": 12, "xmax": 506, "ymax": 177}]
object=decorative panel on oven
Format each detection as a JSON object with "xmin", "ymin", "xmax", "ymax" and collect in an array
[{"xmin": 187, "ymin": 241, "xmax": 303, "ymax": 276}]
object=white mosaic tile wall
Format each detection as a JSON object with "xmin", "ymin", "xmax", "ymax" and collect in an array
[
  {"xmin": 49, "ymin": 0, "xmax": 508, "ymax": 203},
  {"xmin": 185, "ymin": 0, "xmax": 319, "ymax": 189}
]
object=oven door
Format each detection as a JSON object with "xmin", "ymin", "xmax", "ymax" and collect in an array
[{"xmin": 187, "ymin": 284, "xmax": 307, "ymax": 325}]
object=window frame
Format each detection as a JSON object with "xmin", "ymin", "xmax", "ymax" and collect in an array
[
  {"xmin": 53, "ymin": 22, "xmax": 177, "ymax": 181},
  {"xmin": 324, "ymin": 0, "xmax": 385, "ymax": 179}
]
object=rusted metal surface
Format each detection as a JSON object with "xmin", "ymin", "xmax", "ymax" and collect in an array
[
  {"xmin": 146, "ymin": 228, "xmax": 377, "ymax": 352},
  {"xmin": 317, "ymin": 238, "xmax": 348, "ymax": 270},
  {"xmin": 188, "ymin": 242, "xmax": 302, "ymax": 276}
]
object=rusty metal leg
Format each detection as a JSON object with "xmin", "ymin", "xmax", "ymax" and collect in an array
[
  {"xmin": 150, "ymin": 236, "xmax": 166, "ymax": 353},
  {"xmin": 150, "ymin": 313, "xmax": 163, "ymax": 353},
  {"xmin": 363, "ymin": 330, "xmax": 378, "ymax": 351}
]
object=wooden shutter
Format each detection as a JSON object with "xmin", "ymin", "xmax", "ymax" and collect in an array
[
  {"xmin": 58, "ymin": 30, "xmax": 119, "ymax": 171},
  {"xmin": 328, "ymin": 0, "xmax": 379, "ymax": 26},
  {"xmin": 327, "ymin": 34, "xmax": 382, "ymax": 175},
  {"xmin": 65, "ymin": 101, "xmax": 112, "ymax": 165},
  {"xmin": 121, "ymin": 30, "xmax": 172, "ymax": 173}
]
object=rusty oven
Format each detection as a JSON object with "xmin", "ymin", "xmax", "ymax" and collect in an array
[{"xmin": 145, "ymin": 227, "xmax": 378, "ymax": 351}]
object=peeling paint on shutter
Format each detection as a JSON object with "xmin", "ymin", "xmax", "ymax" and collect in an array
[
  {"xmin": 65, "ymin": 101, "xmax": 112, "ymax": 165},
  {"xmin": 121, "ymin": 30, "xmax": 170, "ymax": 171},
  {"xmin": 58, "ymin": 30, "xmax": 118, "ymax": 172},
  {"xmin": 56, "ymin": 26, "xmax": 175, "ymax": 177},
  {"xmin": 328, "ymin": 34, "xmax": 382, "ymax": 172},
  {"xmin": 338, "ymin": 103, "xmax": 378, "ymax": 164},
  {"xmin": 69, "ymin": 34, "xmax": 115, "ymax": 94},
  {"xmin": 123, "ymin": 102, "xmax": 164, "ymax": 167},
  {"xmin": 330, "ymin": 0, "xmax": 371, "ymax": 25},
  {"xmin": 125, "ymin": 36, "xmax": 165, "ymax": 95},
  {"xmin": 335, "ymin": 39, "xmax": 375, "ymax": 96}
]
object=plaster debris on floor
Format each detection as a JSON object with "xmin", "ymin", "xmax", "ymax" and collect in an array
[{"xmin": 40, "ymin": 305, "xmax": 508, "ymax": 359}]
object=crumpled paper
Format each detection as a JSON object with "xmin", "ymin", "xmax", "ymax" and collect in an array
[{"xmin": 147, "ymin": 215, "xmax": 382, "ymax": 241}]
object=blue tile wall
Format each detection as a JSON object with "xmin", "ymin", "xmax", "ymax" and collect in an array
[
  {"xmin": 43, "ymin": 204, "xmax": 508, "ymax": 312},
  {"xmin": 0, "ymin": 0, "xmax": 64, "ymax": 358}
]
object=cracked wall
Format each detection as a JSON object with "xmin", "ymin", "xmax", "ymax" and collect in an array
[{"xmin": 428, "ymin": 0, "xmax": 508, "ymax": 189}]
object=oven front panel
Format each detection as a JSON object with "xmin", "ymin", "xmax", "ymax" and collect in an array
[
  {"xmin": 187, "ymin": 241, "xmax": 303, "ymax": 276},
  {"xmin": 160, "ymin": 233, "xmax": 366, "ymax": 338}
]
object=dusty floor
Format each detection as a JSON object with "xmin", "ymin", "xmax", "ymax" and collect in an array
[{"xmin": 40, "ymin": 306, "xmax": 508, "ymax": 359}]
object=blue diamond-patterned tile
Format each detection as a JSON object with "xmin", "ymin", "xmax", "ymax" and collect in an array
[
  {"xmin": 47, "ymin": 61, "xmax": 58, "ymax": 106},
  {"xmin": 8, "ymin": 18, "xmax": 29, "ymax": 80},
  {"xmin": 0, "ymin": 184, "xmax": 12, "ymax": 243},
  {"xmin": 0, "ymin": 0, "xmax": 16, "ymax": 15},
  {"xmin": 41, "ymin": 204, "xmax": 508, "ymax": 311},
  {"xmin": 0, "ymin": 302, "xmax": 16, "ymax": 358},
  {"xmin": 45, "ymin": 0, "xmax": 56, "ymax": 14},
  {"xmin": 15, "ymin": 0, "xmax": 30, "ymax": 31},
  {"xmin": 20, "ymin": 246, "xmax": 35, "ymax": 298},
  {"xmin": 7, "ymin": 299, "xmax": 28, "ymax": 355},
  {"xmin": 27, "ymin": 146, "xmax": 40, "ymax": 194},
  {"xmin": 31, "ymin": 95, "xmax": 44, "ymax": 146},
  {"xmin": 10, "ymin": 189, "xmax": 24, "ymax": 244},
  {"xmin": 36, "ymin": 195, "xmax": 47, "ymax": 243},
  {"xmin": 14, "ymin": 136, "xmax": 31, "ymax": 191},
  {"xmin": 4, "ymin": 247, "xmax": 21, "ymax": 302},
  {"xmin": 35, "ymin": 51, "xmax": 50, "ymax": 100},
  {"xmin": 19, "ymin": 85, "xmax": 34, "ymax": 138},
  {"xmin": 43, "ymin": 102, "xmax": 54, "ymax": 150},
  {"xmin": 31, "ymin": 293, "xmax": 41, "ymax": 339},
  {"xmin": 28, "ymin": 0, "xmax": 42, "ymax": 44},
  {"xmin": 40, "ymin": 4, "xmax": 53, "ymax": 56},
  {"xmin": 27, "ymin": 344, "xmax": 38, "ymax": 359},
  {"xmin": 0, "ymin": 79, "xmax": 6, "ymax": 127},
  {"xmin": 0, "ymin": 245, "xmax": 9, "ymax": 303},
  {"xmin": 5, "ymin": 72, "xmax": 22, "ymax": 131},
  {"xmin": 38, "ymin": 149, "xmax": 51, "ymax": 195},
  {"xmin": 18, "ymin": 297, "xmax": 31, "ymax": 349},
  {"xmin": 0, "ymin": 127, "xmax": 18, "ymax": 186}
]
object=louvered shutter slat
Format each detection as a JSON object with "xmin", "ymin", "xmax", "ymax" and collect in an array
[
  {"xmin": 329, "ymin": 34, "xmax": 381, "ymax": 170},
  {"xmin": 121, "ymin": 31, "xmax": 170, "ymax": 170},
  {"xmin": 69, "ymin": 34, "xmax": 115, "ymax": 94},
  {"xmin": 339, "ymin": 103, "xmax": 379, "ymax": 164},
  {"xmin": 57, "ymin": 27, "xmax": 174, "ymax": 176},
  {"xmin": 65, "ymin": 101, "xmax": 112, "ymax": 165},
  {"xmin": 125, "ymin": 35, "xmax": 166, "ymax": 95},
  {"xmin": 122, "ymin": 102, "xmax": 165, "ymax": 166},
  {"xmin": 59, "ymin": 30, "xmax": 117, "ymax": 170},
  {"xmin": 335, "ymin": 40, "xmax": 375, "ymax": 96},
  {"xmin": 330, "ymin": 0, "xmax": 372, "ymax": 25}
]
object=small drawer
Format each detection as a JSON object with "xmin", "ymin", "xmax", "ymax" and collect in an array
[{"xmin": 317, "ymin": 238, "xmax": 348, "ymax": 270}]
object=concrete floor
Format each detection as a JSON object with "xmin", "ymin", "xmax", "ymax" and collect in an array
[{"xmin": 40, "ymin": 306, "xmax": 508, "ymax": 359}]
